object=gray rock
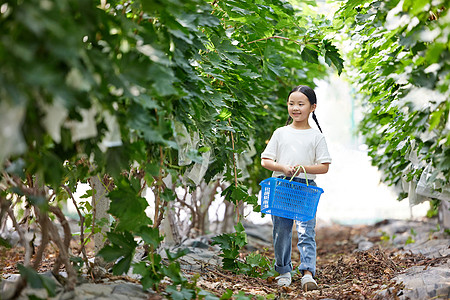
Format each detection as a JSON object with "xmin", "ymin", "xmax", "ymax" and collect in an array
[
  {"xmin": 59, "ymin": 290, "xmax": 76, "ymax": 300},
  {"xmin": 243, "ymin": 222, "xmax": 272, "ymax": 245},
  {"xmin": 356, "ymin": 241, "xmax": 374, "ymax": 251},
  {"xmin": 109, "ymin": 294, "xmax": 144, "ymax": 300},
  {"xmin": 403, "ymin": 238, "xmax": 450, "ymax": 258},
  {"xmin": 158, "ymin": 242, "xmax": 222, "ymax": 272},
  {"xmin": 1, "ymin": 280, "xmax": 19, "ymax": 300},
  {"xmin": 64, "ymin": 282, "xmax": 151, "ymax": 300},
  {"xmin": 112, "ymin": 283, "xmax": 148, "ymax": 298},
  {"xmin": 352, "ymin": 234, "xmax": 368, "ymax": 244},
  {"xmin": 190, "ymin": 240, "xmax": 210, "ymax": 249},
  {"xmin": 374, "ymin": 286, "xmax": 400, "ymax": 299},
  {"xmin": 367, "ymin": 219, "xmax": 449, "ymax": 299},
  {"xmin": 181, "ymin": 236, "xmax": 212, "ymax": 249},
  {"xmin": 21, "ymin": 288, "xmax": 49, "ymax": 300},
  {"xmin": 376, "ymin": 219, "xmax": 437, "ymax": 238},
  {"xmin": 394, "ymin": 265, "xmax": 450, "ymax": 299},
  {"xmin": 1, "ymin": 274, "xmax": 21, "ymax": 282},
  {"xmin": 392, "ymin": 232, "xmax": 411, "ymax": 245},
  {"xmin": 1, "ymin": 272, "xmax": 65, "ymax": 300},
  {"xmin": 367, "ymin": 229, "xmax": 382, "ymax": 238},
  {"xmin": 77, "ymin": 283, "xmax": 114, "ymax": 296},
  {"xmin": 0, "ymin": 230, "xmax": 21, "ymax": 247},
  {"xmin": 177, "ymin": 249, "xmax": 221, "ymax": 272}
]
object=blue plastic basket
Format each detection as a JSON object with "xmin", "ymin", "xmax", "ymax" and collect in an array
[{"xmin": 259, "ymin": 168, "xmax": 324, "ymax": 222}]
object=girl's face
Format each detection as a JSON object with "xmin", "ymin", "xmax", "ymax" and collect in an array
[{"xmin": 287, "ymin": 91, "xmax": 316, "ymax": 124}]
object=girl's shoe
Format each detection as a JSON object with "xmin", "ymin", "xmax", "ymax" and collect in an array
[
  {"xmin": 301, "ymin": 274, "xmax": 318, "ymax": 291},
  {"xmin": 275, "ymin": 272, "xmax": 292, "ymax": 287}
]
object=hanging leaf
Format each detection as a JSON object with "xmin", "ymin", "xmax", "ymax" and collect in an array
[
  {"xmin": 324, "ymin": 41, "xmax": 344, "ymax": 75},
  {"xmin": 98, "ymin": 231, "xmax": 137, "ymax": 275},
  {"xmin": 107, "ymin": 176, "xmax": 152, "ymax": 231},
  {"xmin": 17, "ymin": 264, "xmax": 57, "ymax": 297}
]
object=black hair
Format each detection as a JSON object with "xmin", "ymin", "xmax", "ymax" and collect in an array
[{"xmin": 285, "ymin": 85, "xmax": 323, "ymax": 133}]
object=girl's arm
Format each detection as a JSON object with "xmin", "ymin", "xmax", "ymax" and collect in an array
[
  {"xmin": 294, "ymin": 163, "xmax": 330, "ymax": 174},
  {"xmin": 261, "ymin": 158, "xmax": 296, "ymax": 176},
  {"xmin": 261, "ymin": 159, "xmax": 330, "ymax": 176}
]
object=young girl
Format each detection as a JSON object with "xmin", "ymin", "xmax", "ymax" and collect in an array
[{"xmin": 261, "ymin": 85, "xmax": 331, "ymax": 291}]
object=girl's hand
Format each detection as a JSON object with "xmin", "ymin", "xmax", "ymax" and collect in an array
[
  {"xmin": 282, "ymin": 165, "xmax": 296, "ymax": 177},
  {"xmin": 293, "ymin": 165, "xmax": 304, "ymax": 173},
  {"xmin": 291, "ymin": 165, "xmax": 303, "ymax": 177}
]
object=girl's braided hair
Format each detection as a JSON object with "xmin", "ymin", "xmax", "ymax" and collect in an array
[{"xmin": 285, "ymin": 85, "xmax": 323, "ymax": 133}]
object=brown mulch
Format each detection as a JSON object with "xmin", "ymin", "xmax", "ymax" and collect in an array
[
  {"xmin": 0, "ymin": 246, "xmax": 63, "ymax": 275},
  {"xmin": 0, "ymin": 239, "xmax": 93, "ymax": 276},
  {"xmin": 0, "ymin": 223, "xmax": 438, "ymax": 299},
  {"xmin": 194, "ymin": 223, "xmax": 432, "ymax": 299}
]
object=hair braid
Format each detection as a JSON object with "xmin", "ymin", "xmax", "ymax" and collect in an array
[{"xmin": 312, "ymin": 111, "xmax": 323, "ymax": 133}]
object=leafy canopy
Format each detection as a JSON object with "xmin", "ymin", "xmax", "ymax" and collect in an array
[{"xmin": 335, "ymin": 0, "xmax": 450, "ymax": 198}]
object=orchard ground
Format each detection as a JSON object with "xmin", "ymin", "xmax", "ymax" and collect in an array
[{"xmin": 1, "ymin": 217, "xmax": 449, "ymax": 299}]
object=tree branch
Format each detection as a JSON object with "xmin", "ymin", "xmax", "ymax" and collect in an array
[
  {"xmin": 62, "ymin": 185, "xmax": 88, "ymax": 264},
  {"xmin": 206, "ymin": 180, "xmax": 220, "ymax": 211},
  {"xmin": 153, "ymin": 145, "xmax": 164, "ymax": 228},
  {"xmin": 228, "ymin": 119, "xmax": 240, "ymax": 223},
  {"xmin": 44, "ymin": 209, "xmax": 77, "ymax": 290},
  {"xmin": 32, "ymin": 214, "xmax": 49, "ymax": 270},
  {"xmin": 6, "ymin": 206, "xmax": 32, "ymax": 266},
  {"xmin": 48, "ymin": 206, "xmax": 72, "ymax": 275}
]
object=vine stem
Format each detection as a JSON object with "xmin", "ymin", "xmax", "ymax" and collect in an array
[
  {"xmin": 228, "ymin": 118, "xmax": 240, "ymax": 223},
  {"xmin": 153, "ymin": 145, "xmax": 164, "ymax": 228},
  {"xmin": 42, "ymin": 208, "xmax": 77, "ymax": 290},
  {"xmin": 62, "ymin": 184, "xmax": 89, "ymax": 266},
  {"xmin": 4, "ymin": 175, "xmax": 77, "ymax": 297},
  {"xmin": 32, "ymin": 212, "xmax": 49, "ymax": 270},
  {"xmin": 6, "ymin": 207, "xmax": 32, "ymax": 265},
  {"xmin": 1, "ymin": 172, "xmax": 33, "ymax": 266},
  {"xmin": 97, "ymin": 174, "xmax": 113, "ymax": 194},
  {"xmin": 47, "ymin": 206, "xmax": 73, "ymax": 278},
  {"xmin": 228, "ymin": 119, "xmax": 238, "ymax": 188}
]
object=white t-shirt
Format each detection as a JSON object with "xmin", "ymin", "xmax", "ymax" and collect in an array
[{"xmin": 261, "ymin": 126, "xmax": 332, "ymax": 180}]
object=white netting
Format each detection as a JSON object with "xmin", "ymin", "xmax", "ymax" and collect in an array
[
  {"xmin": 0, "ymin": 102, "xmax": 26, "ymax": 168},
  {"xmin": 186, "ymin": 149, "xmax": 212, "ymax": 186},
  {"xmin": 100, "ymin": 111, "xmax": 122, "ymax": 151},
  {"xmin": 416, "ymin": 163, "xmax": 450, "ymax": 202},
  {"xmin": 173, "ymin": 121, "xmax": 196, "ymax": 166}
]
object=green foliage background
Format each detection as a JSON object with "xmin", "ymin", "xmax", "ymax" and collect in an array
[
  {"xmin": 0, "ymin": 0, "xmax": 342, "ymax": 295},
  {"xmin": 335, "ymin": 0, "xmax": 450, "ymax": 199},
  {"xmin": 1, "ymin": 0, "xmax": 342, "ymax": 190}
]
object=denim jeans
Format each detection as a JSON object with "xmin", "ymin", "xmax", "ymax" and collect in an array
[{"xmin": 272, "ymin": 177, "xmax": 317, "ymax": 277}]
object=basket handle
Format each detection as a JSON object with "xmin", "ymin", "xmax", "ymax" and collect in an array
[{"xmin": 284, "ymin": 165, "xmax": 309, "ymax": 186}]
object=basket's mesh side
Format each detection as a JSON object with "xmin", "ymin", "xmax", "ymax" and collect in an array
[
  {"xmin": 260, "ymin": 182, "xmax": 271, "ymax": 211},
  {"xmin": 260, "ymin": 178, "xmax": 323, "ymax": 222}
]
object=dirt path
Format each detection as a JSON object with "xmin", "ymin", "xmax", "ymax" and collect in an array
[
  {"xmin": 195, "ymin": 222, "xmax": 444, "ymax": 299},
  {"xmin": 1, "ymin": 221, "xmax": 447, "ymax": 299}
]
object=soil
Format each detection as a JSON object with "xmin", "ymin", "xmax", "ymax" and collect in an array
[
  {"xmin": 0, "ymin": 222, "xmax": 438, "ymax": 299},
  {"xmin": 194, "ymin": 223, "xmax": 431, "ymax": 299}
]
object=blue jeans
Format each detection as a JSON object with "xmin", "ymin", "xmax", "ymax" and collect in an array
[{"xmin": 272, "ymin": 177, "xmax": 317, "ymax": 277}]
